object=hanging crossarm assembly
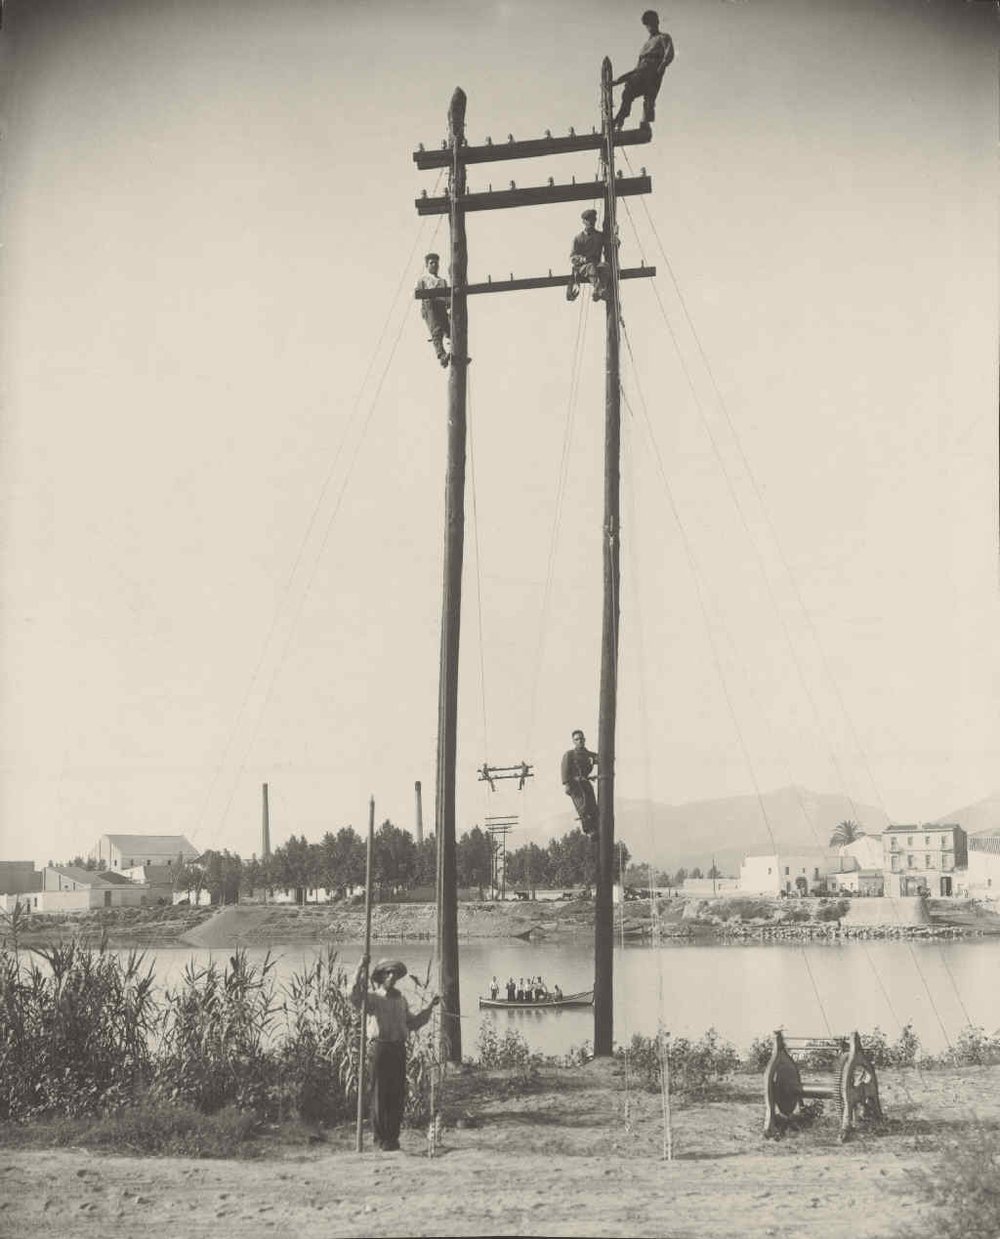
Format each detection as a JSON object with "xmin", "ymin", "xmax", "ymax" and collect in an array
[{"xmin": 477, "ymin": 761, "xmax": 534, "ymax": 791}]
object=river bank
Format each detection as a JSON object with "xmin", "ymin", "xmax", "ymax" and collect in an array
[
  {"xmin": 6, "ymin": 893, "xmax": 998, "ymax": 951},
  {"xmin": 2, "ymin": 1059, "xmax": 997, "ymax": 1238}
]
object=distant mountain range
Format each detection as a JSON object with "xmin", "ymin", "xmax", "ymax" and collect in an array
[{"xmin": 528, "ymin": 786, "xmax": 999, "ymax": 877}]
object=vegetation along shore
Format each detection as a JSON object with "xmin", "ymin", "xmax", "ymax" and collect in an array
[{"xmin": 1, "ymin": 925, "xmax": 999, "ymax": 1238}]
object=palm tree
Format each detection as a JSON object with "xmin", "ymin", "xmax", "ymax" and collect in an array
[{"xmin": 830, "ymin": 819, "xmax": 865, "ymax": 848}]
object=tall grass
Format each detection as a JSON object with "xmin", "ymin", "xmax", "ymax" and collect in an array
[{"xmin": 0, "ymin": 926, "xmax": 441, "ymax": 1134}]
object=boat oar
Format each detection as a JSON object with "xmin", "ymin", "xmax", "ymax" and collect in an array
[{"xmin": 355, "ymin": 795, "xmax": 375, "ymax": 1153}]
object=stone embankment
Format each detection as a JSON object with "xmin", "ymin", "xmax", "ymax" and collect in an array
[{"xmin": 5, "ymin": 892, "xmax": 996, "ymax": 950}]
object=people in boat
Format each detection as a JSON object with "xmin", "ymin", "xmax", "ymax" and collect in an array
[
  {"xmin": 612, "ymin": 10, "xmax": 675, "ymax": 131},
  {"xmin": 517, "ymin": 977, "xmax": 527, "ymax": 1001},
  {"xmin": 351, "ymin": 956, "xmax": 439, "ymax": 1152},
  {"xmin": 506, "ymin": 977, "xmax": 516, "ymax": 1001},
  {"xmin": 561, "ymin": 728, "xmax": 599, "ymax": 835},
  {"xmin": 553, "ymin": 983, "xmax": 563, "ymax": 1000},
  {"xmin": 566, "ymin": 210, "xmax": 609, "ymax": 304},
  {"xmin": 415, "ymin": 252, "xmax": 451, "ymax": 368},
  {"xmin": 489, "ymin": 975, "xmax": 500, "ymax": 1000}
]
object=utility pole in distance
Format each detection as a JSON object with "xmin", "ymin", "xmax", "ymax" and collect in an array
[{"xmin": 415, "ymin": 75, "xmax": 656, "ymax": 1065}]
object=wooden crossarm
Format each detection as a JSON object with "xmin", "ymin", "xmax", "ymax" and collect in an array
[
  {"xmin": 414, "ymin": 268, "xmax": 656, "ymax": 299},
  {"xmin": 415, "ymin": 176, "xmax": 652, "ymax": 216},
  {"xmin": 412, "ymin": 126, "xmax": 652, "ymax": 170}
]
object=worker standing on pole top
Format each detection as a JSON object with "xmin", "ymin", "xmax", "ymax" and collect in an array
[
  {"xmin": 566, "ymin": 209, "xmax": 610, "ymax": 304},
  {"xmin": 612, "ymin": 10, "xmax": 675, "ymax": 131},
  {"xmin": 416, "ymin": 252, "xmax": 451, "ymax": 367},
  {"xmin": 561, "ymin": 729, "xmax": 599, "ymax": 836}
]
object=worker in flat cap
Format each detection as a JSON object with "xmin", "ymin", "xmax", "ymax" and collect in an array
[
  {"xmin": 415, "ymin": 252, "xmax": 451, "ymax": 367},
  {"xmin": 566, "ymin": 209, "xmax": 610, "ymax": 303},
  {"xmin": 352, "ymin": 956, "xmax": 440, "ymax": 1151},
  {"xmin": 612, "ymin": 10, "xmax": 675, "ymax": 131}
]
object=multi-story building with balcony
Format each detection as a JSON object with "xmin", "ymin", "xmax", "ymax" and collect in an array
[{"xmin": 882, "ymin": 823, "xmax": 967, "ymax": 897}]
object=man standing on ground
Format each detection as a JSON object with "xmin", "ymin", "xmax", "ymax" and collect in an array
[
  {"xmin": 415, "ymin": 252, "xmax": 451, "ymax": 367},
  {"xmin": 612, "ymin": 10, "xmax": 675, "ymax": 131},
  {"xmin": 352, "ymin": 957, "xmax": 439, "ymax": 1151},
  {"xmin": 566, "ymin": 209, "xmax": 610, "ymax": 303},
  {"xmin": 561, "ymin": 729, "xmax": 599, "ymax": 836}
]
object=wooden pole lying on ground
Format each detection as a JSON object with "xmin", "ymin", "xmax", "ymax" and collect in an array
[{"xmin": 355, "ymin": 796, "xmax": 376, "ymax": 1153}]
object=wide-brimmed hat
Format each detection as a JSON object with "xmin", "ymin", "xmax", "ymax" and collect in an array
[{"xmin": 371, "ymin": 958, "xmax": 408, "ymax": 984}]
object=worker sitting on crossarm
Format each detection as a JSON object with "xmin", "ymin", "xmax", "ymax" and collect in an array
[
  {"xmin": 612, "ymin": 9, "xmax": 675, "ymax": 131},
  {"xmin": 566, "ymin": 209, "xmax": 610, "ymax": 303},
  {"xmin": 415, "ymin": 252, "xmax": 451, "ymax": 368},
  {"xmin": 561, "ymin": 728, "xmax": 599, "ymax": 836}
]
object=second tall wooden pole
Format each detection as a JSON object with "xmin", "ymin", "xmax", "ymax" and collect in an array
[
  {"xmin": 594, "ymin": 57, "xmax": 622, "ymax": 1058},
  {"xmin": 434, "ymin": 85, "xmax": 468, "ymax": 1065}
]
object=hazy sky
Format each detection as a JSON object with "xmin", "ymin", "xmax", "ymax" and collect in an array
[{"xmin": 1, "ymin": 0, "xmax": 996, "ymax": 866}]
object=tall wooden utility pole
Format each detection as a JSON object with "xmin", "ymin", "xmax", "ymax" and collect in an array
[
  {"xmin": 594, "ymin": 57, "xmax": 622, "ymax": 1057},
  {"xmin": 434, "ymin": 88, "xmax": 470, "ymax": 1064},
  {"xmin": 415, "ymin": 76, "xmax": 656, "ymax": 1065}
]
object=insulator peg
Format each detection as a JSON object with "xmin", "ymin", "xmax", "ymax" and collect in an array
[
  {"xmin": 616, "ymin": 169, "xmax": 623, "ymax": 179},
  {"xmin": 486, "ymin": 136, "xmax": 493, "ymax": 146},
  {"xmin": 420, "ymin": 189, "xmax": 428, "ymax": 199},
  {"xmin": 569, "ymin": 126, "xmax": 576, "ymax": 136},
  {"xmin": 507, "ymin": 133, "xmax": 514, "ymax": 143},
  {"xmin": 544, "ymin": 129, "xmax": 552, "ymax": 139},
  {"xmin": 547, "ymin": 176, "xmax": 554, "ymax": 186},
  {"xmin": 418, "ymin": 142, "xmax": 425, "ymax": 152},
  {"xmin": 641, "ymin": 166, "xmax": 647, "ymax": 176},
  {"xmin": 509, "ymin": 180, "xmax": 516, "ymax": 190},
  {"xmin": 572, "ymin": 175, "xmax": 576, "ymax": 184},
  {"xmin": 440, "ymin": 140, "xmax": 448, "ymax": 149}
]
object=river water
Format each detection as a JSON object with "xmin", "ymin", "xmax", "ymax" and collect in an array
[{"xmin": 134, "ymin": 936, "xmax": 1000, "ymax": 1058}]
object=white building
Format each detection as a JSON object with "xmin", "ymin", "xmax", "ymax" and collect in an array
[
  {"xmin": 739, "ymin": 853, "xmax": 828, "ymax": 896},
  {"xmin": 839, "ymin": 834, "xmax": 884, "ymax": 871},
  {"xmin": 0, "ymin": 866, "xmax": 150, "ymax": 914},
  {"xmin": 882, "ymin": 823, "xmax": 968, "ymax": 897},
  {"xmin": 967, "ymin": 830, "xmax": 1000, "ymax": 899},
  {"xmin": 94, "ymin": 834, "xmax": 199, "ymax": 871}
]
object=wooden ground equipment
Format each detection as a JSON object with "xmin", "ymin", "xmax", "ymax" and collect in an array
[{"xmin": 763, "ymin": 1030, "xmax": 884, "ymax": 1142}]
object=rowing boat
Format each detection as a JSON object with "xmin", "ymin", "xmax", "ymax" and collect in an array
[{"xmin": 478, "ymin": 989, "xmax": 594, "ymax": 1010}]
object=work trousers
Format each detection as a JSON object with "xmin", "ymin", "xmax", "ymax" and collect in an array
[
  {"xmin": 570, "ymin": 256, "xmax": 610, "ymax": 301},
  {"xmin": 370, "ymin": 1039, "xmax": 406, "ymax": 1149},
  {"xmin": 422, "ymin": 303, "xmax": 451, "ymax": 362},
  {"xmin": 615, "ymin": 66, "xmax": 663, "ymax": 126},
  {"xmin": 566, "ymin": 779, "xmax": 598, "ymax": 835}
]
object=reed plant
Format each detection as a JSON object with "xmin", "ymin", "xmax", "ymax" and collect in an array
[
  {"xmin": 0, "ymin": 928, "xmax": 157, "ymax": 1120},
  {"xmin": 154, "ymin": 950, "xmax": 279, "ymax": 1116}
]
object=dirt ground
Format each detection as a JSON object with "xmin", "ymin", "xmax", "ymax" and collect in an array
[{"xmin": 3, "ymin": 1061, "xmax": 997, "ymax": 1239}]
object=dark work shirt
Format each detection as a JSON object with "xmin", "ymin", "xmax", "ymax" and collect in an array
[{"xmin": 561, "ymin": 747, "xmax": 597, "ymax": 785}]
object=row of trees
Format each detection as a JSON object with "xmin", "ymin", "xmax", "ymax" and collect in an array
[{"xmin": 165, "ymin": 822, "xmax": 633, "ymax": 906}]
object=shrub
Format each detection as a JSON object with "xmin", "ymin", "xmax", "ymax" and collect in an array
[
  {"xmin": 816, "ymin": 898, "xmax": 849, "ymax": 922},
  {"xmin": 0, "ymin": 938, "xmax": 157, "ymax": 1121},
  {"xmin": 154, "ymin": 950, "xmax": 279, "ymax": 1116},
  {"xmin": 474, "ymin": 1023, "xmax": 539, "ymax": 1071},
  {"xmin": 944, "ymin": 1025, "xmax": 1000, "ymax": 1067},
  {"xmin": 276, "ymin": 949, "xmax": 360, "ymax": 1125},
  {"xmin": 620, "ymin": 1027, "xmax": 740, "ymax": 1097}
]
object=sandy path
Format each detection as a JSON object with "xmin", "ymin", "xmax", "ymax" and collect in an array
[
  {"xmin": 3, "ymin": 1063, "xmax": 995, "ymax": 1238},
  {"xmin": 0, "ymin": 1143, "xmax": 924, "ymax": 1239}
]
